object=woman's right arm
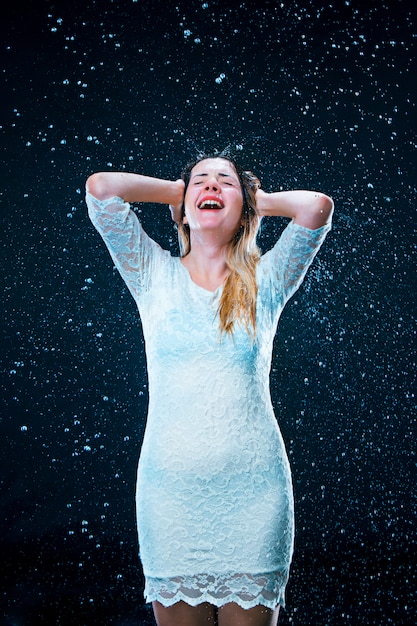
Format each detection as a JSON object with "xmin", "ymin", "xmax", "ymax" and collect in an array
[
  {"xmin": 86, "ymin": 171, "xmax": 184, "ymax": 210},
  {"xmin": 86, "ymin": 172, "xmax": 184, "ymax": 299}
]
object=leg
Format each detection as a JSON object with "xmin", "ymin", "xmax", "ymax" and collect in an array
[
  {"xmin": 152, "ymin": 600, "xmax": 217, "ymax": 626},
  {"xmin": 218, "ymin": 602, "xmax": 280, "ymax": 626}
]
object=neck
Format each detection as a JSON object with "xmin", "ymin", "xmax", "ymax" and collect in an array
[{"xmin": 181, "ymin": 234, "xmax": 232, "ymax": 291}]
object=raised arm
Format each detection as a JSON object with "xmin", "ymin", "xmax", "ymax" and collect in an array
[
  {"xmin": 86, "ymin": 172, "xmax": 185, "ymax": 299},
  {"xmin": 256, "ymin": 188, "xmax": 334, "ymax": 230},
  {"xmin": 86, "ymin": 171, "xmax": 185, "ymax": 215}
]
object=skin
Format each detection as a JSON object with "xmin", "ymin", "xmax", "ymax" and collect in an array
[
  {"xmin": 152, "ymin": 600, "xmax": 280, "ymax": 626},
  {"xmin": 180, "ymin": 158, "xmax": 247, "ymax": 292},
  {"xmin": 86, "ymin": 159, "xmax": 334, "ymax": 625},
  {"xmin": 176, "ymin": 157, "xmax": 333, "ymax": 292},
  {"xmin": 86, "ymin": 158, "xmax": 334, "ymax": 231}
]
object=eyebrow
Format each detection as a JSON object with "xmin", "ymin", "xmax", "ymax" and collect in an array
[{"xmin": 191, "ymin": 172, "xmax": 235, "ymax": 179}]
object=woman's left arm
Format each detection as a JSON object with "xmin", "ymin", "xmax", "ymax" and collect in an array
[{"xmin": 256, "ymin": 188, "xmax": 334, "ymax": 230}]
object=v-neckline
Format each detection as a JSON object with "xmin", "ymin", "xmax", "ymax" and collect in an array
[{"xmin": 177, "ymin": 258, "xmax": 224, "ymax": 295}]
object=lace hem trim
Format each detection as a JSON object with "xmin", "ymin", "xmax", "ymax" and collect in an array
[{"xmin": 144, "ymin": 571, "xmax": 287, "ymax": 610}]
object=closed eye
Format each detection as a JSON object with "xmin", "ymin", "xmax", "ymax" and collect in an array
[
  {"xmin": 219, "ymin": 174, "xmax": 239, "ymax": 187},
  {"xmin": 190, "ymin": 172, "xmax": 239, "ymax": 186}
]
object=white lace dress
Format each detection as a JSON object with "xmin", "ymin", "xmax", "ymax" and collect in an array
[{"xmin": 87, "ymin": 192, "xmax": 331, "ymax": 610}]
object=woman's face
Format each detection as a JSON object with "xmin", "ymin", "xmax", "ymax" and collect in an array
[{"xmin": 183, "ymin": 158, "xmax": 244, "ymax": 238}]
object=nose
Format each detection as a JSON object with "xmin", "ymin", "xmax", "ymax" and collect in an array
[{"xmin": 204, "ymin": 177, "xmax": 219, "ymax": 191}]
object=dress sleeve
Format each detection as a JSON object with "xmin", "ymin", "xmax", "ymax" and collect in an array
[
  {"xmin": 259, "ymin": 219, "xmax": 331, "ymax": 308},
  {"xmin": 86, "ymin": 191, "xmax": 168, "ymax": 300}
]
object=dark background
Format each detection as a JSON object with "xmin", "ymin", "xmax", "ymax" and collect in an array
[{"xmin": 1, "ymin": 0, "xmax": 415, "ymax": 624}]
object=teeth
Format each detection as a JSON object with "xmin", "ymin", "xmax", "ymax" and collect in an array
[{"xmin": 200, "ymin": 200, "xmax": 223, "ymax": 209}]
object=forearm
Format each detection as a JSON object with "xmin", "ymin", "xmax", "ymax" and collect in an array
[
  {"xmin": 86, "ymin": 171, "xmax": 183, "ymax": 207},
  {"xmin": 256, "ymin": 189, "xmax": 334, "ymax": 229}
]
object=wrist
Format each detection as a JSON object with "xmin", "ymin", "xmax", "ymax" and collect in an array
[
  {"xmin": 255, "ymin": 189, "xmax": 269, "ymax": 217},
  {"xmin": 170, "ymin": 179, "xmax": 185, "ymax": 208}
]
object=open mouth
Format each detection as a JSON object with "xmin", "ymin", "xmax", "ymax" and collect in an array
[{"xmin": 198, "ymin": 197, "xmax": 224, "ymax": 210}]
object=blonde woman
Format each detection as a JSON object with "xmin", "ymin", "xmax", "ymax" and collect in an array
[{"xmin": 86, "ymin": 150, "xmax": 333, "ymax": 626}]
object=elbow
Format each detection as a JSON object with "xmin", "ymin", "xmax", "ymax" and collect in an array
[
  {"xmin": 85, "ymin": 172, "xmax": 112, "ymax": 200},
  {"xmin": 297, "ymin": 193, "xmax": 334, "ymax": 229},
  {"xmin": 314, "ymin": 193, "xmax": 334, "ymax": 225}
]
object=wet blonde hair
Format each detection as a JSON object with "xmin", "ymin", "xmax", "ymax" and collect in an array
[{"xmin": 178, "ymin": 150, "xmax": 262, "ymax": 338}]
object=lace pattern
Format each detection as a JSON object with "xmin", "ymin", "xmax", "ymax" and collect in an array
[
  {"xmin": 145, "ymin": 571, "xmax": 288, "ymax": 610},
  {"xmin": 87, "ymin": 192, "xmax": 331, "ymax": 611}
]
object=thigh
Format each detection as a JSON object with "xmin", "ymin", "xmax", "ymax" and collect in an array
[
  {"xmin": 218, "ymin": 602, "xmax": 280, "ymax": 626},
  {"xmin": 152, "ymin": 600, "xmax": 216, "ymax": 626}
]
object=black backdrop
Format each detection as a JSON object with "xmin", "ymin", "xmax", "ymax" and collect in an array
[{"xmin": 1, "ymin": 0, "xmax": 415, "ymax": 624}]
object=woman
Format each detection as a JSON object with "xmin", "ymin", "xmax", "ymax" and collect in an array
[{"xmin": 86, "ymin": 150, "xmax": 333, "ymax": 626}]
